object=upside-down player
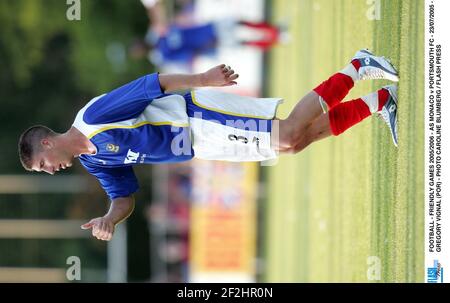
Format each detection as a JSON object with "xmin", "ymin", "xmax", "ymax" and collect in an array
[{"xmin": 18, "ymin": 49, "xmax": 399, "ymax": 241}]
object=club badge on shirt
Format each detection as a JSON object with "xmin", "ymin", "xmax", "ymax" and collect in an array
[{"xmin": 106, "ymin": 143, "xmax": 120, "ymax": 153}]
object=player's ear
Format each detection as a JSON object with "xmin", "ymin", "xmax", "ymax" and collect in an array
[{"xmin": 41, "ymin": 137, "xmax": 54, "ymax": 149}]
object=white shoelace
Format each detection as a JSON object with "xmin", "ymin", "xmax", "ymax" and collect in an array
[
  {"xmin": 378, "ymin": 106, "xmax": 397, "ymax": 139},
  {"xmin": 360, "ymin": 67, "xmax": 385, "ymax": 80},
  {"xmin": 378, "ymin": 108, "xmax": 392, "ymax": 126}
]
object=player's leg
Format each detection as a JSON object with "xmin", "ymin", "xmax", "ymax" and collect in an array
[
  {"xmin": 288, "ymin": 49, "xmax": 399, "ymax": 123},
  {"xmin": 273, "ymin": 84, "xmax": 398, "ymax": 153},
  {"xmin": 270, "ymin": 91, "xmax": 322, "ymax": 151},
  {"xmin": 281, "ymin": 111, "xmax": 333, "ymax": 154},
  {"xmin": 273, "ymin": 55, "xmax": 361, "ymax": 151},
  {"xmin": 327, "ymin": 84, "xmax": 398, "ymax": 146},
  {"xmin": 272, "ymin": 49, "xmax": 399, "ymax": 152},
  {"xmin": 272, "ymin": 65, "xmax": 357, "ymax": 151}
]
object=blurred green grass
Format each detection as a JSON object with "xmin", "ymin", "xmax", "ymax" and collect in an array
[{"xmin": 263, "ymin": 0, "xmax": 424, "ymax": 282}]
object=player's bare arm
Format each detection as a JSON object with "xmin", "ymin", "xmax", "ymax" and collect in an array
[
  {"xmin": 159, "ymin": 64, "xmax": 239, "ymax": 92},
  {"xmin": 81, "ymin": 196, "xmax": 135, "ymax": 241}
]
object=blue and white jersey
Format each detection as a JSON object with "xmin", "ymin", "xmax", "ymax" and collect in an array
[{"xmin": 72, "ymin": 73, "xmax": 194, "ymax": 200}]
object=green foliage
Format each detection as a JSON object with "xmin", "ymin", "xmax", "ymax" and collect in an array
[
  {"xmin": 0, "ymin": 0, "xmax": 151, "ymax": 173},
  {"xmin": 0, "ymin": 0, "xmax": 153, "ymax": 282}
]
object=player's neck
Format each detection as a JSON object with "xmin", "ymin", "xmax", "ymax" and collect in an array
[{"xmin": 61, "ymin": 127, "xmax": 97, "ymax": 157}]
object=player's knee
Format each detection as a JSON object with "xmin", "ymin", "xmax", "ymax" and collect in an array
[
  {"xmin": 292, "ymin": 134, "xmax": 313, "ymax": 154},
  {"xmin": 280, "ymin": 148, "xmax": 297, "ymax": 155},
  {"xmin": 278, "ymin": 120, "xmax": 300, "ymax": 149},
  {"xmin": 293, "ymin": 144, "xmax": 308, "ymax": 154},
  {"xmin": 284, "ymin": 137, "xmax": 296, "ymax": 150},
  {"xmin": 286, "ymin": 127, "xmax": 303, "ymax": 149},
  {"xmin": 282, "ymin": 147, "xmax": 297, "ymax": 155}
]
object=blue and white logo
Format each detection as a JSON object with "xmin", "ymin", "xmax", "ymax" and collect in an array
[{"xmin": 427, "ymin": 260, "xmax": 443, "ymax": 283}]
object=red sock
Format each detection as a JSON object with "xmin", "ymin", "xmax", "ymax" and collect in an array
[
  {"xmin": 351, "ymin": 59, "xmax": 361, "ymax": 72},
  {"xmin": 239, "ymin": 21, "xmax": 279, "ymax": 34},
  {"xmin": 328, "ymin": 98, "xmax": 371, "ymax": 136},
  {"xmin": 377, "ymin": 88, "xmax": 390, "ymax": 111},
  {"xmin": 242, "ymin": 40, "xmax": 275, "ymax": 51},
  {"xmin": 313, "ymin": 73, "xmax": 354, "ymax": 109},
  {"xmin": 239, "ymin": 21, "xmax": 280, "ymax": 49}
]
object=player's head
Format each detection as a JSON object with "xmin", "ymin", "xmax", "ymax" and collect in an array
[{"xmin": 18, "ymin": 125, "xmax": 73, "ymax": 175}]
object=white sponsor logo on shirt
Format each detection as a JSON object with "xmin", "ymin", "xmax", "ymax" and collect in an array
[{"xmin": 124, "ymin": 149, "xmax": 140, "ymax": 164}]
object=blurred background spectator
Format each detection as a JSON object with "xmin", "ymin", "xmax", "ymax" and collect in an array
[{"xmin": 129, "ymin": 0, "xmax": 288, "ymax": 73}]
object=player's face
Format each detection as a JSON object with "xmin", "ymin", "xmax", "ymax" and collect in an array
[{"xmin": 31, "ymin": 146, "xmax": 73, "ymax": 175}]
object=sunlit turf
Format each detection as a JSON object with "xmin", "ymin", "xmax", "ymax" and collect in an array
[{"xmin": 262, "ymin": 0, "xmax": 424, "ymax": 282}]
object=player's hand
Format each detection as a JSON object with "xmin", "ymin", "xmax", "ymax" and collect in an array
[
  {"xmin": 81, "ymin": 216, "xmax": 115, "ymax": 241},
  {"xmin": 201, "ymin": 64, "xmax": 239, "ymax": 87}
]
